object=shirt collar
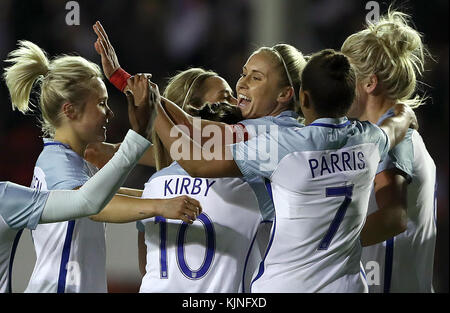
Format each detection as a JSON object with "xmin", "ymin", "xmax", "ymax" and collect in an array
[
  {"xmin": 276, "ymin": 110, "xmax": 298, "ymax": 119},
  {"xmin": 308, "ymin": 116, "xmax": 350, "ymax": 128},
  {"xmin": 43, "ymin": 138, "xmax": 71, "ymax": 149}
]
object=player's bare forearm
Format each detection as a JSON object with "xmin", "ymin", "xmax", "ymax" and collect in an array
[
  {"xmin": 159, "ymin": 97, "xmax": 192, "ymax": 129},
  {"xmin": 360, "ymin": 206, "xmax": 407, "ymax": 246},
  {"xmin": 158, "ymin": 98, "xmax": 232, "ymax": 145},
  {"xmin": 154, "ymin": 104, "xmax": 241, "ymax": 178},
  {"xmin": 138, "ymin": 145, "xmax": 156, "ymax": 167},
  {"xmin": 117, "ymin": 187, "xmax": 143, "ymax": 197},
  {"xmin": 89, "ymin": 194, "xmax": 157, "ymax": 223},
  {"xmin": 90, "ymin": 194, "xmax": 202, "ymax": 224},
  {"xmin": 360, "ymin": 170, "xmax": 408, "ymax": 246}
]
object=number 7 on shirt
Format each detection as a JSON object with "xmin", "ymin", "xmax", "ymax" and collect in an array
[{"xmin": 318, "ymin": 185, "xmax": 354, "ymax": 250}]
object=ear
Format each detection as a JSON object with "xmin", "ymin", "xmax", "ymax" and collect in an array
[
  {"xmin": 61, "ymin": 102, "xmax": 78, "ymax": 120},
  {"xmin": 363, "ymin": 74, "xmax": 378, "ymax": 94},
  {"xmin": 299, "ymin": 88, "xmax": 311, "ymax": 110},
  {"xmin": 277, "ymin": 86, "xmax": 294, "ymax": 104}
]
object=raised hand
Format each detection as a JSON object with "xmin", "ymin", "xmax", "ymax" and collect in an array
[
  {"xmin": 380, "ymin": 102, "xmax": 419, "ymax": 150},
  {"xmin": 93, "ymin": 21, "xmax": 120, "ymax": 79},
  {"xmin": 84, "ymin": 142, "xmax": 120, "ymax": 169},
  {"xmin": 126, "ymin": 74, "xmax": 161, "ymax": 137},
  {"xmin": 126, "ymin": 74, "xmax": 158, "ymax": 108},
  {"xmin": 155, "ymin": 195, "xmax": 202, "ymax": 224}
]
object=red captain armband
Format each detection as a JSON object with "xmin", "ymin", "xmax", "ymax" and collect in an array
[
  {"xmin": 109, "ymin": 68, "xmax": 132, "ymax": 92},
  {"xmin": 230, "ymin": 123, "xmax": 249, "ymax": 143}
]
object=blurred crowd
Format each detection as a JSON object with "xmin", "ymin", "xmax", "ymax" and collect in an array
[{"xmin": 0, "ymin": 0, "xmax": 447, "ymax": 292}]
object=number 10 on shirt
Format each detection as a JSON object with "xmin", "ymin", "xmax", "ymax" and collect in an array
[{"xmin": 154, "ymin": 213, "xmax": 216, "ymax": 279}]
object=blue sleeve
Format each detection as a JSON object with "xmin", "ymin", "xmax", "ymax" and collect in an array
[
  {"xmin": 230, "ymin": 126, "xmax": 309, "ymax": 180},
  {"xmin": 230, "ymin": 130, "xmax": 281, "ymax": 179},
  {"xmin": 0, "ymin": 182, "xmax": 50, "ymax": 230},
  {"xmin": 377, "ymin": 129, "xmax": 414, "ymax": 181},
  {"xmin": 238, "ymin": 116, "xmax": 275, "ymax": 138},
  {"xmin": 36, "ymin": 147, "xmax": 93, "ymax": 190}
]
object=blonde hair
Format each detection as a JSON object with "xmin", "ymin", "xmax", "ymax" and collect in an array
[
  {"xmin": 255, "ymin": 44, "xmax": 307, "ymax": 114},
  {"xmin": 152, "ymin": 68, "xmax": 219, "ymax": 170},
  {"xmin": 163, "ymin": 68, "xmax": 218, "ymax": 110},
  {"xmin": 3, "ymin": 40, "xmax": 103, "ymax": 137},
  {"xmin": 341, "ymin": 9, "xmax": 428, "ymax": 108}
]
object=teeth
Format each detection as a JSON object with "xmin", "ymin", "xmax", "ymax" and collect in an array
[{"xmin": 239, "ymin": 94, "xmax": 251, "ymax": 101}]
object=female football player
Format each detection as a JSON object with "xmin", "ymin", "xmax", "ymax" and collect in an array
[
  {"xmin": 341, "ymin": 9, "xmax": 437, "ymax": 293},
  {"xmin": 153, "ymin": 49, "xmax": 417, "ymax": 292},
  {"xmin": 3, "ymin": 41, "xmax": 201, "ymax": 293}
]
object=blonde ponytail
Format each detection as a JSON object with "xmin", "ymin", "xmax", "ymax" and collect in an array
[
  {"xmin": 3, "ymin": 40, "xmax": 50, "ymax": 113},
  {"xmin": 342, "ymin": 8, "xmax": 429, "ymax": 108}
]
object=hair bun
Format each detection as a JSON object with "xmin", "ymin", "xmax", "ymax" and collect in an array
[{"xmin": 326, "ymin": 53, "xmax": 351, "ymax": 79}]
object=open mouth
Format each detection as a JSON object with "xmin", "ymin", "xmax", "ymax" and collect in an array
[{"xmin": 238, "ymin": 94, "xmax": 251, "ymax": 108}]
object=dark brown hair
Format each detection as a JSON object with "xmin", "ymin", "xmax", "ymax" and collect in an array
[
  {"xmin": 301, "ymin": 49, "xmax": 355, "ymax": 117},
  {"xmin": 185, "ymin": 102, "xmax": 243, "ymax": 124}
]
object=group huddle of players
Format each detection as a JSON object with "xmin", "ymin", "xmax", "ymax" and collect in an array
[{"xmin": 0, "ymin": 8, "xmax": 436, "ymax": 293}]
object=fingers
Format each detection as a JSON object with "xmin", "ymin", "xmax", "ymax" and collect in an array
[
  {"xmin": 395, "ymin": 102, "xmax": 419, "ymax": 130},
  {"xmin": 94, "ymin": 21, "xmax": 111, "ymax": 45},
  {"xmin": 127, "ymin": 74, "xmax": 151, "ymax": 100},
  {"xmin": 125, "ymin": 90, "xmax": 135, "ymax": 107},
  {"xmin": 393, "ymin": 102, "xmax": 405, "ymax": 116},
  {"xmin": 94, "ymin": 40, "xmax": 102, "ymax": 55},
  {"xmin": 180, "ymin": 214, "xmax": 195, "ymax": 225},
  {"xmin": 93, "ymin": 24, "xmax": 108, "ymax": 48},
  {"xmin": 126, "ymin": 90, "xmax": 137, "ymax": 124},
  {"xmin": 161, "ymin": 196, "xmax": 203, "ymax": 224},
  {"xmin": 93, "ymin": 23, "xmax": 102, "ymax": 39},
  {"xmin": 93, "ymin": 22, "xmax": 115, "ymax": 59},
  {"xmin": 184, "ymin": 197, "xmax": 202, "ymax": 215},
  {"xmin": 97, "ymin": 38, "xmax": 108, "ymax": 57},
  {"xmin": 181, "ymin": 196, "xmax": 202, "ymax": 223}
]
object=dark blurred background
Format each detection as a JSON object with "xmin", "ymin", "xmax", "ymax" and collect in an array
[{"xmin": 0, "ymin": 0, "xmax": 448, "ymax": 293}]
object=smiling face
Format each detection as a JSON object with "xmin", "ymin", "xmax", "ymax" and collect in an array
[
  {"xmin": 200, "ymin": 76, "xmax": 237, "ymax": 106},
  {"xmin": 73, "ymin": 77, "xmax": 113, "ymax": 144},
  {"xmin": 236, "ymin": 50, "xmax": 287, "ymax": 119}
]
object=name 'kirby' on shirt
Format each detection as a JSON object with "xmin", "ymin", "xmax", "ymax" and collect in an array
[
  {"xmin": 308, "ymin": 150, "xmax": 366, "ymax": 178},
  {"xmin": 164, "ymin": 177, "xmax": 216, "ymax": 196}
]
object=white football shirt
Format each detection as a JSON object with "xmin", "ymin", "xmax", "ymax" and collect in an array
[
  {"xmin": 25, "ymin": 139, "xmax": 107, "ymax": 293},
  {"xmin": 231, "ymin": 117, "xmax": 390, "ymax": 293},
  {"xmin": 362, "ymin": 109, "xmax": 437, "ymax": 293},
  {"xmin": 138, "ymin": 162, "xmax": 274, "ymax": 293},
  {"xmin": 0, "ymin": 182, "xmax": 49, "ymax": 293}
]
